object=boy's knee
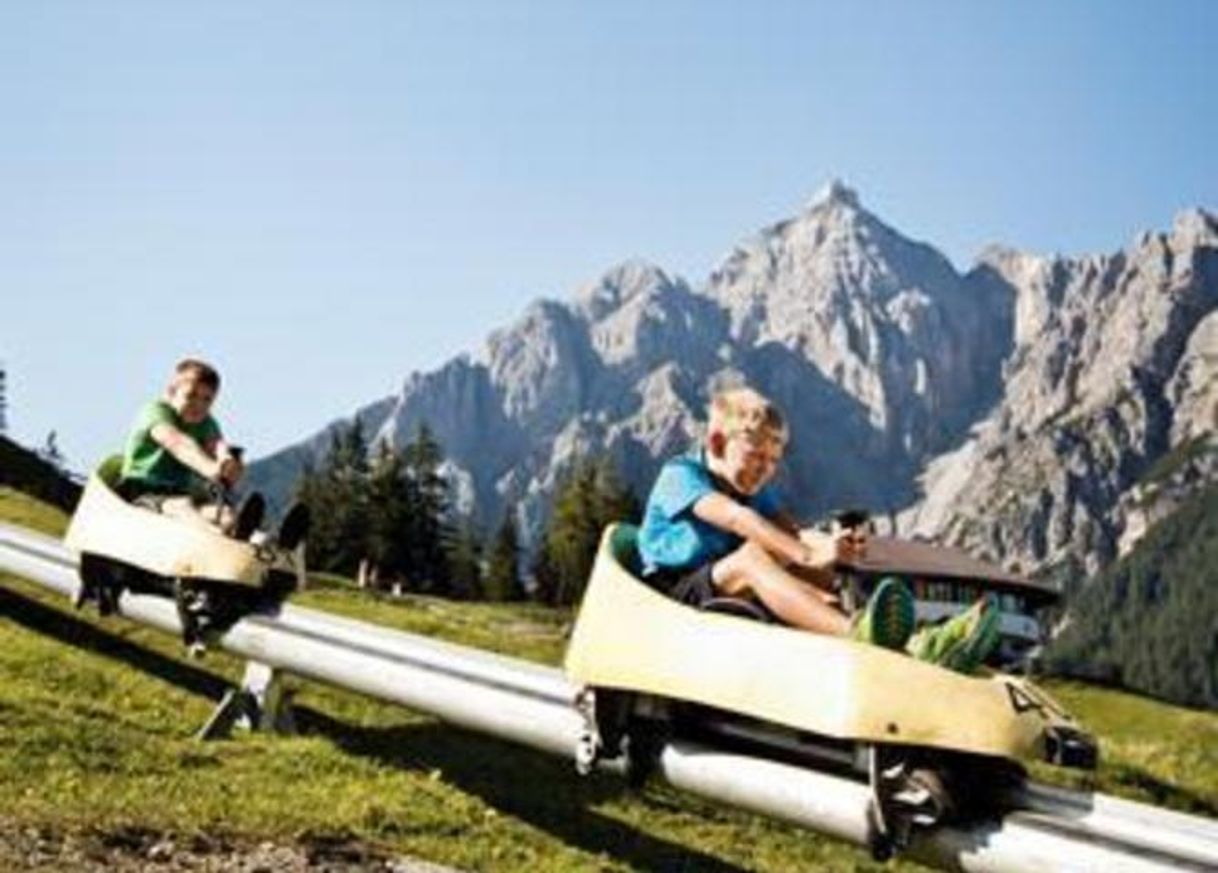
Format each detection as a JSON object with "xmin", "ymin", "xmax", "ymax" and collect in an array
[
  {"xmin": 713, "ymin": 542, "xmax": 776, "ymax": 595},
  {"xmin": 736, "ymin": 541, "xmax": 780, "ymax": 573}
]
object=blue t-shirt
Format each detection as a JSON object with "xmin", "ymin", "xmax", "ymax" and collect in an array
[{"xmin": 638, "ymin": 452, "xmax": 782, "ymax": 576}]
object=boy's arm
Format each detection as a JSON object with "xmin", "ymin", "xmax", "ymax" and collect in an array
[
  {"xmin": 149, "ymin": 423, "xmax": 224, "ymax": 482},
  {"xmin": 209, "ymin": 437, "xmax": 244, "ymax": 485},
  {"xmin": 692, "ymin": 493, "xmax": 840, "ymax": 571},
  {"xmin": 770, "ymin": 509, "xmax": 801, "ymax": 535}
]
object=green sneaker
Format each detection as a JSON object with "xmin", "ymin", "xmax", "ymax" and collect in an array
[
  {"xmin": 850, "ymin": 577, "xmax": 915, "ymax": 651},
  {"xmin": 907, "ymin": 594, "xmax": 1001, "ymax": 674}
]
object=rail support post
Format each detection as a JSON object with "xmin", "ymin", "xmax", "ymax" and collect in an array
[{"xmin": 197, "ymin": 661, "xmax": 296, "ymax": 740}]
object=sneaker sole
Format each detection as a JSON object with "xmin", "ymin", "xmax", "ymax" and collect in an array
[
  {"xmin": 276, "ymin": 503, "xmax": 312, "ymax": 551},
  {"xmin": 950, "ymin": 596, "xmax": 1002, "ymax": 673},
  {"xmin": 233, "ymin": 493, "xmax": 267, "ymax": 541},
  {"xmin": 867, "ymin": 578, "xmax": 916, "ymax": 650}
]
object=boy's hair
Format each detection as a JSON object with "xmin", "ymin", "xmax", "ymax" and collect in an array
[
  {"xmin": 173, "ymin": 358, "xmax": 221, "ymax": 392},
  {"xmin": 708, "ymin": 387, "xmax": 788, "ymax": 446}
]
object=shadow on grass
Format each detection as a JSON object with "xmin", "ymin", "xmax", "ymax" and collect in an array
[
  {"xmin": 0, "ymin": 586, "xmax": 229, "ymax": 702},
  {"xmin": 1, "ymin": 586, "xmax": 748, "ymax": 871},
  {"xmin": 296, "ymin": 708, "xmax": 749, "ymax": 872},
  {"xmin": 1104, "ymin": 763, "xmax": 1218, "ymax": 818}
]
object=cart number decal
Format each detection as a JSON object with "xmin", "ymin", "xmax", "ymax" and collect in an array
[{"xmin": 1006, "ymin": 683, "xmax": 1049, "ymax": 719}]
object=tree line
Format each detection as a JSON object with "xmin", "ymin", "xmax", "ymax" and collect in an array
[
  {"xmin": 1044, "ymin": 479, "xmax": 1218, "ymax": 710},
  {"xmin": 293, "ymin": 420, "xmax": 639, "ymax": 606}
]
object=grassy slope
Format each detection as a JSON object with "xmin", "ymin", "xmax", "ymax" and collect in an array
[
  {"xmin": 0, "ymin": 486, "xmax": 72, "ymax": 537},
  {"xmin": 1, "ymin": 487, "xmax": 1215, "ymax": 872}
]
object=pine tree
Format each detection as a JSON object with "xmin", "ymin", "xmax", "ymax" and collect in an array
[
  {"xmin": 402, "ymin": 422, "xmax": 450, "ymax": 593},
  {"xmin": 591, "ymin": 456, "xmax": 641, "ymax": 525},
  {"xmin": 292, "ymin": 458, "xmax": 332, "ymax": 571},
  {"xmin": 296, "ymin": 422, "xmax": 371, "ymax": 575},
  {"xmin": 446, "ymin": 518, "xmax": 484, "ymax": 600},
  {"xmin": 483, "ymin": 511, "xmax": 522, "ymax": 602},
  {"xmin": 548, "ymin": 461, "xmax": 599, "ymax": 606},
  {"xmin": 40, "ymin": 430, "xmax": 65, "ymax": 470},
  {"xmin": 364, "ymin": 439, "xmax": 412, "ymax": 583},
  {"xmin": 335, "ymin": 418, "xmax": 370, "ymax": 476},
  {"xmin": 530, "ymin": 539, "xmax": 560, "ymax": 607},
  {"xmin": 534, "ymin": 455, "xmax": 639, "ymax": 606}
]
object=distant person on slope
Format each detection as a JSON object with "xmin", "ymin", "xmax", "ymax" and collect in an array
[{"xmin": 635, "ymin": 386, "xmax": 1000, "ymax": 673}]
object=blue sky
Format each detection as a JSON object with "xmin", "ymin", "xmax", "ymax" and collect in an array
[{"xmin": 2, "ymin": 1, "xmax": 1215, "ymax": 470}]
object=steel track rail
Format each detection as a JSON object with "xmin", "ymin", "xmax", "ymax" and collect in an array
[{"xmin": 2, "ymin": 523, "xmax": 1216, "ymax": 871}]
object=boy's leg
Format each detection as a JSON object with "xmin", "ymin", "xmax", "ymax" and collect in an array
[
  {"xmin": 231, "ymin": 492, "xmax": 266, "ymax": 541},
  {"xmin": 159, "ymin": 497, "xmax": 231, "ymax": 531},
  {"xmin": 907, "ymin": 595, "xmax": 1002, "ymax": 674},
  {"xmin": 157, "ymin": 494, "xmax": 265, "ymax": 540},
  {"xmin": 712, "ymin": 542, "xmax": 850, "ymax": 635},
  {"xmin": 275, "ymin": 501, "xmax": 311, "ymax": 550}
]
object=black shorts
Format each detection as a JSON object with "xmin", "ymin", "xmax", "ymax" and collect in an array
[
  {"xmin": 645, "ymin": 563, "xmax": 717, "ymax": 608},
  {"xmin": 116, "ymin": 480, "xmax": 199, "ymax": 512}
]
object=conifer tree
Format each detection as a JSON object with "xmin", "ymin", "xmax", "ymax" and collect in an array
[
  {"xmin": 364, "ymin": 439, "xmax": 412, "ymax": 582},
  {"xmin": 40, "ymin": 430, "xmax": 65, "ymax": 471},
  {"xmin": 445, "ymin": 517, "xmax": 484, "ymax": 600},
  {"xmin": 483, "ymin": 511, "xmax": 522, "ymax": 602},
  {"xmin": 591, "ymin": 456, "xmax": 641, "ymax": 525},
  {"xmin": 402, "ymin": 422, "xmax": 450, "ymax": 593},
  {"xmin": 534, "ymin": 455, "xmax": 639, "ymax": 606},
  {"xmin": 335, "ymin": 418, "xmax": 370, "ymax": 476},
  {"xmin": 292, "ymin": 458, "xmax": 332, "ymax": 570},
  {"xmin": 297, "ymin": 422, "xmax": 371, "ymax": 575}
]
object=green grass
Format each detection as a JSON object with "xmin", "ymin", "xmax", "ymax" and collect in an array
[
  {"xmin": 0, "ymin": 574, "xmax": 909, "ymax": 872},
  {"xmin": 1, "ymin": 489, "xmax": 1216, "ymax": 870},
  {"xmin": 295, "ymin": 584, "xmax": 572, "ymax": 666},
  {"xmin": 0, "ymin": 486, "xmax": 70, "ymax": 537},
  {"xmin": 1031, "ymin": 680, "xmax": 1218, "ymax": 816}
]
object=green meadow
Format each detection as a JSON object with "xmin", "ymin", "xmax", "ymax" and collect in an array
[{"xmin": 1, "ymin": 486, "xmax": 1214, "ymax": 870}]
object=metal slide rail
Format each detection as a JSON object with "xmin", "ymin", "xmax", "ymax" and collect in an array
[{"xmin": 2, "ymin": 523, "xmax": 1216, "ymax": 872}]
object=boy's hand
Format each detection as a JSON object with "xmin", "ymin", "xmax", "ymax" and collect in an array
[
  {"xmin": 798, "ymin": 527, "xmax": 866, "ymax": 568},
  {"xmin": 217, "ymin": 455, "xmax": 244, "ymax": 486},
  {"xmin": 796, "ymin": 529, "xmax": 837, "ymax": 569},
  {"xmin": 833, "ymin": 523, "xmax": 868, "ymax": 564}
]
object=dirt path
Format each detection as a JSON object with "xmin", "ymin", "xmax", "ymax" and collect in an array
[{"xmin": 0, "ymin": 820, "xmax": 461, "ymax": 872}]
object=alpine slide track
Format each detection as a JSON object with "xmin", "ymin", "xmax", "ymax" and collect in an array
[{"xmin": 2, "ymin": 522, "xmax": 1216, "ymax": 872}]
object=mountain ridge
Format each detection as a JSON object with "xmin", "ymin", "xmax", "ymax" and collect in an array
[{"xmin": 247, "ymin": 187, "xmax": 1217, "ymax": 589}]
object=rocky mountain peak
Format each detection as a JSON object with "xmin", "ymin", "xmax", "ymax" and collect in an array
[
  {"xmin": 574, "ymin": 259, "xmax": 678, "ymax": 322},
  {"xmin": 701, "ymin": 184, "xmax": 1008, "ymax": 464},
  {"xmin": 807, "ymin": 177, "xmax": 861, "ymax": 211},
  {"xmin": 247, "ymin": 193, "xmax": 1216, "ymax": 591},
  {"xmin": 1170, "ymin": 207, "xmax": 1218, "ymax": 245}
]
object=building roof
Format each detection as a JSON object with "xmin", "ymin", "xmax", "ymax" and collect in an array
[{"xmin": 840, "ymin": 536, "xmax": 1059, "ymax": 606}]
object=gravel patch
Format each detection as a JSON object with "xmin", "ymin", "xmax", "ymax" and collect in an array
[{"xmin": 0, "ymin": 820, "xmax": 462, "ymax": 872}]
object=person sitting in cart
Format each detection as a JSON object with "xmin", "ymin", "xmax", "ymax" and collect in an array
[
  {"xmin": 637, "ymin": 386, "xmax": 1000, "ymax": 673},
  {"xmin": 116, "ymin": 358, "xmax": 266, "ymax": 540}
]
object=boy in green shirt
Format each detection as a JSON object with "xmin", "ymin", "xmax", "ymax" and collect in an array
[{"xmin": 118, "ymin": 358, "xmax": 266, "ymax": 540}]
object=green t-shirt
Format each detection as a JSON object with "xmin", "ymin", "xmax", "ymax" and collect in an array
[{"xmin": 121, "ymin": 400, "xmax": 222, "ymax": 494}]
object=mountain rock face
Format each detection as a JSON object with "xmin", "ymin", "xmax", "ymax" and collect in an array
[
  {"xmin": 248, "ymin": 185, "xmax": 1217, "ymax": 585},
  {"xmin": 902, "ymin": 210, "xmax": 1218, "ymax": 582}
]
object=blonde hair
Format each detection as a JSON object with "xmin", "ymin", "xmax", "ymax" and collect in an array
[{"xmin": 708, "ymin": 387, "xmax": 788, "ymax": 446}]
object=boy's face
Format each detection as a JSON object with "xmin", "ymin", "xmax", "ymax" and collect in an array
[
  {"xmin": 167, "ymin": 374, "xmax": 216, "ymax": 424},
  {"xmin": 715, "ymin": 429, "xmax": 784, "ymax": 495}
]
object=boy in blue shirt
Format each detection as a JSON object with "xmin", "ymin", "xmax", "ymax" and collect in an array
[{"xmin": 638, "ymin": 387, "xmax": 999, "ymax": 672}]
